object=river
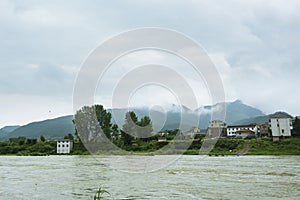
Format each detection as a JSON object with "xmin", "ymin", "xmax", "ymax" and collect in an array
[{"xmin": 0, "ymin": 155, "xmax": 299, "ymax": 199}]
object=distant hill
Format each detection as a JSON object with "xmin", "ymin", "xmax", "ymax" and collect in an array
[
  {"xmin": 231, "ymin": 111, "xmax": 295, "ymax": 126},
  {"xmin": 232, "ymin": 115, "xmax": 270, "ymax": 125},
  {"xmin": 1, "ymin": 116, "xmax": 75, "ymax": 140},
  {"xmin": 1, "ymin": 100, "xmax": 266, "ymax": 140},
  {"xmin": 0, "ymin": 125, "xmax": 21, "ymax": 139},
  {"xmin": 224, "ymin": 100, "xmax": 265, "ymax": 124},
  {"xmin": 1, "ymin": 125, "xmax": 20, "ymax": 132},
  {"xmin": 108, "ymin": 100, "xmax": 265, "ymax": 131},
  {"xmin": 108, "ymin": 107, "xmax": 199, "ymax": 132}
]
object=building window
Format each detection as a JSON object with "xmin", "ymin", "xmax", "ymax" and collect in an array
[
  {"xmin": 58, "ymin": 145, "xmax": 60, "ymax": 147},
  {"xmin": 282, "ymin": 129, "xmax": 284, "ymax": 134},
  {"xmin": 66, "ymin": 144, "xmax": 69, "ymax": 147},
  {"xmin": 62, "ymin": 144, "xmax": 65, "ymax": 148}
]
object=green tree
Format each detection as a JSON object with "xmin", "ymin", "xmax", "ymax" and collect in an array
[
  {"xmin": 17, "ymin": 137, "xmax": 26, "ymax": 145},
  {"xmin": 64, "ymin": 133, "xmax": 74, "ymax": 141},
  {"xmin": 121, "ymin": 111, "xmax": 138, "ymax": 146},
  {"xmin": 292, "ymin": 117, "xmax": 300, "ymax": 137},
  {"xmin": 111, "ymin": 124, "xmax": 119, "ymax": 140},
  {"xmin": 94, "ymin": 105, "xmax": 112, "ymax": 139},
  {"xmin": 9, "ymin": 137, "xmax": 25, "ymax": 145},
  {"xmin": 137, "ymin": 116, "xmax": 153, "ymax": 142},
  {"xmin": 26, "ymin": 138, "xmax": 37, "ymax": 145},
  {"xmin": 74, "ymin": 104, "xmax": 112, "ymax": 143},
  {"xmin": 29, "ymin": 142, "xmax": 54, "ymax": 153},
  {"xmin": 40, "ymin": 135, "xmax": 46, "ymax": 142}
]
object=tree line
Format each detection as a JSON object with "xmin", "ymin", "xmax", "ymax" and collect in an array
[{"xmin": 73, "ymin": 104, "xmax": 155, "ymax": 151}]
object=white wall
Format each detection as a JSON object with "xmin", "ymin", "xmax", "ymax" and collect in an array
[
  {"xmin": 270, "ymin": 118, "xmax": 292, "ymax": 137},
  {"xmin": 57, "ymin": 141, "xmax": 73, "ymax": 154},
  {"xmin": 226, "ymin": 126, "xmax": 257, "ymax": 137}
]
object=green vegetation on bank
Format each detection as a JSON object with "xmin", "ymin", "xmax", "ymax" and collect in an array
[
  {"xmin": 1, "ymin": 136, "xmax": 299, "ymax": 156},
  {"xmin": 0, "ymin": 136, "xmax": 56, "ymax": 156},
  {"xmin": 0, "ymin": 135, "xmax": 89, "ymax": 156},
  {"xmin": 247, "ymin": 138, "xmax": 300, "ymax": 155},
  {"xmin": 207, "ymin": 138, "xmax": 300, "ymax": 156}
]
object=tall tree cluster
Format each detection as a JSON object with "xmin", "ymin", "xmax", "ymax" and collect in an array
[
  {"xmin": 74, "ymin": 105, "xmax": 153, "ymax": 147},
  {"xmin": 120, "ymin": 111, "xmax": 153, "ymax": 145}
]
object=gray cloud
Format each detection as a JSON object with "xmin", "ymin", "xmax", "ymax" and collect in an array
[{"xmin": 0, "ymin": 0, "xmax": 300, "ymax": 127}]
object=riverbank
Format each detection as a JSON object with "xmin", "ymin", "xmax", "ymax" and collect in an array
[
  {"xmin": 128, "ymin": 137, "xmax": 300, "ymax": 156},
  {"xmin": 0, "ymin": 137, "xmax": 299, "ymax": 156},
  {"xmin": 202, "ymin": 138, "xmax": 300, "ymax": 156}
]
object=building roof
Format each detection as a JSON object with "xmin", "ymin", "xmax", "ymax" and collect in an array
[
  {"xmin": 227, "ymin": 124, "xmax": 256, "ymax": 128},
  {"xmin": 57, "ymin": 139, "xmax": 72, "ymax": 142},
  {"xmin": 269, "ymin": 112, "xmax": 292, "ymax": 119}
]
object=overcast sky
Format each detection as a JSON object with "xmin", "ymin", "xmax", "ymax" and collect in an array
[{"xmin": 1, "ymin": 0, "xmax": 300, "ymax": 128}]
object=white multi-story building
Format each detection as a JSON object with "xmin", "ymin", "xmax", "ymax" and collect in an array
[
  {"xmin": 269, "ymin": 112, "xmax": 293, "ymax": 141},
  {"xmin": 57, "ymin": 140, "xmax": 73, "ymax": 154},
  {"xmin": 226, "ymin": 124, "xmax": 258, "ymax": 137}
]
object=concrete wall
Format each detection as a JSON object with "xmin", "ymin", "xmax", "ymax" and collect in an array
[{"xmin": 270, "ymin": 118, "xmax": 292, "ymax": 137}]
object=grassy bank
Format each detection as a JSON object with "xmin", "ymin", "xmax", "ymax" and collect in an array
[
  {"xmin": 246, "ymin": 138, "xmax": 300, "ymax": 155},
  {"xmin": 207, "ymin": 138, "xmax": 300, "ymax": 156},
  {"xmin": 88, "ymin": 138, "xmax": 300, "ymax": 156},
  {"xmin": 1, "ymin": 137, "xmax": 299, "ymax": 156}
]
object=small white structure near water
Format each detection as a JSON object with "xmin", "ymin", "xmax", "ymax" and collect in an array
[{"xmin": 57, "ymin": 140, "xmax": 73, "ymax": 154}]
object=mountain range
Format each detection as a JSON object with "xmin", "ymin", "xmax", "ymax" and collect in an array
[
  {"xmin": 0, "ymin": 116, "xmax": 74, "ymax": 141},
  {"xmin": 0, "ymin": 126, "xmax": 20, "ymax": 139},
  {"xmin": 0, "ymin": 100, "xmax": 271, "ymax": 140}
]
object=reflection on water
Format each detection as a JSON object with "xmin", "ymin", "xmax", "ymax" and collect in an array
[{"xmin": 0, "ymin": 155, "xmax": 299, "ymax": 199}]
